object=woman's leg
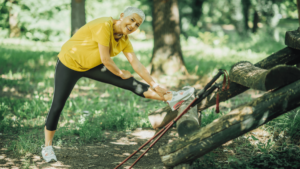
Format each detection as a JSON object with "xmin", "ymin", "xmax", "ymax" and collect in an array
[
  {"xmin": 44, "ymin": 59, "xmax": 82, "ymax": 146},
  {"xmin": 84, "ymin": 64, "xmax": 166, "ymax": 100}
]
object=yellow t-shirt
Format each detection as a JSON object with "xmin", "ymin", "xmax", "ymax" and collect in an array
[{"xmin": 58, "ymin": 17, "xmax": 134, "ymax": 72}]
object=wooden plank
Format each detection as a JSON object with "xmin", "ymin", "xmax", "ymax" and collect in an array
[{"xmin": 158, "ymin": 79, "xmax": 300, "ymax": 167}]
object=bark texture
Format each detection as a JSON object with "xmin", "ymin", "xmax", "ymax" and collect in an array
[
  {"xmin": 229, "ymin": 61, "xmax": 300, "ymax": 91},
  {"xmin": 71, "ymin": 0, "xmax": 86, "ymax": 36},
  {"xmin": 148, "ymin": 47, "xmax": 300, "ymax": 129},
  {"xmin": 158, "ymin": 79, "xmax": 300, "ymax": 167},
  {"xmin": 173, "ymin": 163, "xmax": 193, "ymax": 169},
  {"xmin": 151, "ymin": 0, "xmax": 186, "ymax": 76},
  {"xmin": 285, "ymin": 28, "xmax": 300, "ymax": 50}
]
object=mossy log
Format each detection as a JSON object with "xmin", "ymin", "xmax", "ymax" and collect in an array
[
  {"xmin": 285, "ymin": 27, "xmax": 300, "ymax": 50},
  {"xmin": 173, "ymin": 163, "xmax": 193, "ymax": 169},
  {"xmin": 158, "ymin": 79, "xmax": 300, "ymax": 167},
  {"xmin": 148, "ymin": 47, "xmax": 300, "ymax": 129},
  {"xmin": 229, "ymin": 61, "xmax": 300, "ymax": 91},
  {"xmin": 176, "ymin": 94, "xmax": 199, "ymax": 138}
]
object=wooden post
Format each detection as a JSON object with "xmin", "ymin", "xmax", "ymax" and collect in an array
[
  {"xmin": 229, "ymin": 61, "xmax": 300, "ymax": 91},
  {"xmin": 158, "ymin": 79, "xmax": 300, "ymax": 167},
  {"xmin": 148, "ymin": 47, "xmax": 300, "ymax": 129}
]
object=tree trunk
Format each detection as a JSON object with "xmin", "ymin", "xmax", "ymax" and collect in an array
[
  {"xmin": 158, "ymin": 79, "xmax": 300, "ymax": 167},
  {"xmin": 176, "ymin": 93, "xmax": 199, "ymax": 138},
  {"xmin": 190, "ymin": 0, "xmax": 205, "ymax": 26},
  {"xmin": 8, "ymin": 0, "xmax": 20, "ymax": 38},
  {"xmin": 151, "ymin": 0, "xmax": 186, "ymax": 76},
  {"xmin": 148, "ymin": 47, "xmax": 300, "ymax": 129},
  {"xmin": 265, "ymin": 2, "xmax": 280, "ymax": 41},
  {"xmin": 229, "ymin": 61, "xmax": 300, "ymax": 91},
  {"xmin": 242, "ymin": 0, "xmax": 251, "ymax": 32},
  {"xmin": 71, "ymin": 0, "xmax": 86, "ymax": 36},
  {"xmin": 252, "ymin": 10, "xmax": 259, "ymax": 33},
  {"xmin": 230, "ymin": 0, "xmax": 245, "ymax": 35}
]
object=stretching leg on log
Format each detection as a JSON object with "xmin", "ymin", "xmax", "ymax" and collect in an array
[
  {"xmin": 42, "ymin": 6, "xmax": 194, "ymax": 163},
  {"xmin": 43, "ymin": 59, "xmax": 194, "ymax": 162}
]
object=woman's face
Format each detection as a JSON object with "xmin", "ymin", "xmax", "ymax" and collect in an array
[{"xmin": 120, "ymin": 13, "xmax": 143, "ymax": 35}]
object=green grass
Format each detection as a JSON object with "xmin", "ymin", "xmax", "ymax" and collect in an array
[{"xmin": 1, "ymin": 22, "xmax": 300, "ymax": 168}]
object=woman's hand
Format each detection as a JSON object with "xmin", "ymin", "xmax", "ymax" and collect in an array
[
  {"xmin": 154, "ymin": 85, "xmax": 168, "ymax": 100},
  {"xmin": 120, "ymin": 70, "xmax": 133, "ymax": 79}
]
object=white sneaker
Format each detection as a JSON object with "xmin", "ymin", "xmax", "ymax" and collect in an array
[
  {"xmin": 41, "ymin": 145, "xmax": 57, "ymax": 162},
  {"xmin": 166, "ymin": 86, "xmax": 195, "ymax": 111}
]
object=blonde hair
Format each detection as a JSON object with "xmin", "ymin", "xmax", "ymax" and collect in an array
[{"xmin": 123, "ymin": 6, "xmax": 145, "ymax": 23}]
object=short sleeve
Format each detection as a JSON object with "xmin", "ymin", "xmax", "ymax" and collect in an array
[
  {"xmin": 90, "ymin": 22, "xmax": 111, "ymax": 47},
  {"xmin": 123, "ymin": 40, "xmax": 134, "ymax": 53}
]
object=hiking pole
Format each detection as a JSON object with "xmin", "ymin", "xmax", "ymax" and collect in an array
[
  {"xmin": 115, "ymin": 69, "xmax": 227, "ymax": 169},
  {"xmin": 114, "ymin": 121, "xmax": 174, "ymax": 169},
  {"xmin": 128, "ymin": 98, "xmax": 198, "ymax": 169},
  {"xmin": 192, "ymin": 69, "xmax": 225, "ymax": 106}
]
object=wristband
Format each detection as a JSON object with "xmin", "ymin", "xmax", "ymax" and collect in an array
[{"xmin": 152, "ymin": 83, "xmax": 159, "ymax": 90}]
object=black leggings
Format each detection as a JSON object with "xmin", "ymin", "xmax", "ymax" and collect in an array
[{"xmin": 45, "ymin": 59, "xmax": 150, "ymax": 131}]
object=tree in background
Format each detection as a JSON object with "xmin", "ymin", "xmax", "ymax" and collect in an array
[
  {"xmin": 229, "ymin": 0, "xmax": 252, "ymax": 36},
  {"xmin": 6, "ymin": 0, "xmax": 20, "ymax": 37},
  {"xmin": 151, "ymin": 0, "xmax": 186, "ymax": 76},
  {"xmin": 71, "ymin": 0, "xmax": 86, "ymax": 36},
  {"xmin": 190, "ymin": 0, "xmax": 205, "ymax": 26}
]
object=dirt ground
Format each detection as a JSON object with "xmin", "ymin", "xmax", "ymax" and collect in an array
[
  {"xmin": 1, "ymin": 121, "xmax": 300, "ymax": 169},
  {"xmin": 0, "ymin": 128, "xmax": 183, "ymax": 169}
]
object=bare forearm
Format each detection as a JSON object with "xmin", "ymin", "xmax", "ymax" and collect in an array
[{"xmin": 102, "ymin": 59, "xmax": 123, "ymax": 77}]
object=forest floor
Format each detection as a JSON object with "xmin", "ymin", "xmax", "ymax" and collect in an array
[
  {"xmin": 1, "ymin": 89, "xmax": 299, "ymax": 169},
  {"xmin": 1, "ymin": 123, "xmax": 299, "ymax": 169}
]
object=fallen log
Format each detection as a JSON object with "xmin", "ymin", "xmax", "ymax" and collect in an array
[
  {"xmin": 158, "ymin": 79, "xmax": 300, "ymax": 167},
  {"xmin": 148, "ymin": 47, "xmax": 300, "ymax": 129},
  {"xmin": 173, "ymin": 163, "xmax": 193, "ymax": 169},
  {"xmin": 285, "ymin": 27, "xmax": 300, "ymax": 50},
  {"xmin": 176, "ymin": 94, "xmax": 199, "ymax": 138},
  {"xmin": 229, "ymin": 61, "xmax": 300, "ymax": 91}
]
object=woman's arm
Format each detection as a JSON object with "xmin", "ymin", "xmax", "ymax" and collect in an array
[
  {"xmin": 123, "ymin": 52, "xmax": 168, "ymax": 96},
  {"xmin": 98, "ymin": 43, "xmax": 132, "ymax": 79}
]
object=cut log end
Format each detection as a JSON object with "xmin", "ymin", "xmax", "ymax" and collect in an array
[
  {"xmin": 230, "ymin": 62, "xmax": 300, "ymax": 91},
  {"xmin": 285, "ymin": 28, "xmax": 300, "ymax": 50}
]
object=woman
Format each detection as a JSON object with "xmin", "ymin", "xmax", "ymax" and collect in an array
[{"xmin": 41, "ymin": 6, "xmax": 194, "ymax": 162}]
